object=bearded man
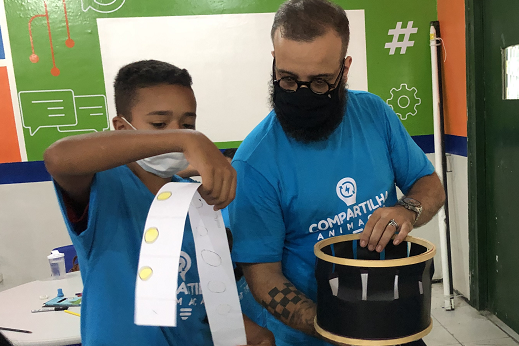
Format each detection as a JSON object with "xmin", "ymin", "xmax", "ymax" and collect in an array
[{"xmin": 229, "ymin": 1, "xmax": 445, "ymax": 345}]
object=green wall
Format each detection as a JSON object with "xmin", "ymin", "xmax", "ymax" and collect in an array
[{"xmin": 3, "ymin": 0, "xmax": 437, "ymax": 161}]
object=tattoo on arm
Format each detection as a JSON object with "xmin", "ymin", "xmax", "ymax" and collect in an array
[
  {"xmin": 288, "ymin": 299, "xmax": 317, "ymax": 335},
  {"xmin": 261, "ymin": 282, "xmax": 317, "ymax": 336}
]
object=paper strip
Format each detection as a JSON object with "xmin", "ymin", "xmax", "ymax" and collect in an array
[
  {"xmin": 189, "ymin": 191, "xmax": 246, "ymax": 346},
  {"xmin": 134, "ymin": 182, "xmax": 246, "ymax": 346}
]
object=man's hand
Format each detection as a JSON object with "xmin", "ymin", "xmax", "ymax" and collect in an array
[
  {"xmin": 241, "ymin": 314, "xmax": 276, "ymax": 346},
  {"xmin": 360, "ymin": 173, "xmax": 445, "ymax": 252},
  {"xmin": 181, "ymin": 131, "xmax": 236, "ymax": 210},
  {"xmin": 359, "ymin": 205, "xmax": 416, "ymax": 252}
]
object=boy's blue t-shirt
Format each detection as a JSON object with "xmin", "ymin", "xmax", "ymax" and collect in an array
[
  {"xmin": 229, "ymin": 90, "xmax": 435, "ymax": 346},
  {"xmin": 54, "ymin": 166, "xmax": 212, "ymax": 346}
]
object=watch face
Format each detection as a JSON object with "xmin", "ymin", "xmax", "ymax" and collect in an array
[{"xmin": 403, "ymin": 197, "xmax": 421, "ymax": 207}]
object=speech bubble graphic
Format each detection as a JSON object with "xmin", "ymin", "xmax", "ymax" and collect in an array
[
  {"xmin": 58, "ymin": 94, "xmax": 109, "ymax": 133},
  {"xmin": 81, "ymin": 0, "xmax": 126, "ymax": 14},
  {"xmin": 336, "ymin": 177, "xmax": 357, "ymax": 206},
  {"xmin": 19, "ymin": 90, "xmax": 77, "ymax": 136}
]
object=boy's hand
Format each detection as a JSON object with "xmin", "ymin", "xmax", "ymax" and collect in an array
[
  {"xmin": 241, "ymin": 341, "xmax": 275, "ymax": 346},
  {"xmin": 241, "ymin": 314, "xmax": 276, "ymax": 346},
  {"xmin": 176, "ymin": 164, "xmax": 200, "ymax": 179},
  {"xmin": 182, "ymin": 131, "xmax": 237, "ymax": 210}
]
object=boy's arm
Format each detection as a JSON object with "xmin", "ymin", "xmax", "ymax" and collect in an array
[
  {"xmin": 44, "ymin": 129, "xmax": 235, "ymax": 209},
  {"xmin": 177, "ymin": 164, "xmax": 200, "ymax": 179}
]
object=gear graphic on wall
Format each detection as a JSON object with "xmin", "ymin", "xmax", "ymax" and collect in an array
[{"xmin": 386, "ymin": 84, "xmax": 421, "ymax": 120}]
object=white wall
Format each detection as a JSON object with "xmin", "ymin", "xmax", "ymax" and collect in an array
[
  {"xmin": 410, "ymin": 154, "xmax": 442, "ymax": 281},
  {"xmin": 0, "ymin": 181, "xmax": 71, "ymax": 291},
  {"xmin": 96, "ymin": 11, "xmax": 368, "ymax": 141},
  {"xmin": 446, "ymin": 154, "xmax": 470, "ymax": 298},
  {"xmin": 413, "ymin": 154, "xmax": 469, "ymax": 297}
]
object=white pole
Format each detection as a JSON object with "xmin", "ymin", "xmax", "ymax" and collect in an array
[{"xmin": 430, "ymin": 24, "xmax": 454, "ymax": 311}]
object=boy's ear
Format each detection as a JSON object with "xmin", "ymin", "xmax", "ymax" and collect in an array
[{"xmin": 112, "ymin": 116, "xmax": 128, "ymax": 131}]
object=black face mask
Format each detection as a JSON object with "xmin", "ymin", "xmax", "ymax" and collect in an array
[{"xmin": 272, "ymin": 82, "xmax": 347, "ymax": 143}]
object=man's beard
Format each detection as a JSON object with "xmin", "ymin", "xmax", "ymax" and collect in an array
[{"xmin": 270, "ymin": 80, "xmax": 348, "ymax": 143}]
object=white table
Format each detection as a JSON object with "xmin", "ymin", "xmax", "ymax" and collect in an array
[{"xmin": 0, "ymin": 272, "xmax": 82, "ymax": 346}]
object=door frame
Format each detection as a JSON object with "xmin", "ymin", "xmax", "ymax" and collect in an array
[{"xmin": 466, "ymin": 0, "xmax": 488, "ymax": 310}]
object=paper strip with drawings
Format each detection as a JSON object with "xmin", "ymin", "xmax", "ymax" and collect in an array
[{"xmin": 134, "ymin": 182, "xmax": 246, "ymax": 346}]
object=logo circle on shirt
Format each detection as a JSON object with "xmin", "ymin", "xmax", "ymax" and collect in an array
[
  {"xmin": 339, "ymin": 181, "xmax": 355, "ymax": 198},
  {"xmin": 336, "ymin": 177, "xmax": 357, "ymax": 206}
]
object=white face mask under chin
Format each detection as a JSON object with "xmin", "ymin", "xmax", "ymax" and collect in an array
[
  {"xmin": 136, "ymin": 152, "xmax": 190, "ymax": 178},
  {"xmin": 121, "ymin": 117, "xmax": 190, "ymax": 178}
]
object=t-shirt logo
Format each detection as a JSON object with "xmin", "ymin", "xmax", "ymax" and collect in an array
[
  {"xmin": 178, "ymin": 251, "xmax": 192, "ymax": 281},
  {"xmin": 336, "ymin": 177, "xmax": 357, "ymax": 206},
  {"xmin": 177, "ymin": 251, "xmax": 203, "ymax": 321}
]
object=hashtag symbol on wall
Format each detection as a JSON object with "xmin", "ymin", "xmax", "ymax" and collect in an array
[{"xmin": 384, "ymin": 21, "xmax": 418, "ymax": 55}]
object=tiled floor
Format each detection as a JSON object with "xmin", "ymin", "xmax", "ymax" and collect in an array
[{"xmin": 424, "ymin": 283, "xmax": 519, "ymax": 346}]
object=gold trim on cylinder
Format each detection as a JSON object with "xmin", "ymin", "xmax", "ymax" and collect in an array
[
  {"xmin": 314, "ymin": 317, "xmax": 433, "ymax": 346},
  {"xmin": 314, "ymin": 234, "xmax": 436, "ymax": 343},
  {"xmin": 314, "ymin": 234, "xmax": 436, "ymax": 267}
]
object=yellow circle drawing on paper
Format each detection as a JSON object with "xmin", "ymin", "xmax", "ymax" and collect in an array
[
  {"xmin": 144, "ymin": 227, "xmax": 159, "ymax": 243},
  {"xmin": 157, "ymin": 192, "xmax": 172, "ymax": 201},
  {"xmin": 139, "ymin": 267, "xmax": 153, "ymax": 281}
]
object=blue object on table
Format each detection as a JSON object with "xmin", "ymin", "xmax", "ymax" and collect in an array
[
  {"xmin": 57, "ymin": 289, "xmax": 64, "ymax": 297},
  {"xmin": 52, "ymin": 245, "xmax": 77, "ymax": 272},
  {"xmin": 43, "ymin": 295, "xmax": 82, "ymax": 308}
]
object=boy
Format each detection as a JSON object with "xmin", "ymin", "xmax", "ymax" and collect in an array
[{"xmin": 44, "ymin": 60, "xmax": 274, "ymax": 346}]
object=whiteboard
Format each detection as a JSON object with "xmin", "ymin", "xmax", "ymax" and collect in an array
[{"xmin": 97, "ymin": 11, "xmax": 367, "ymax": 143}]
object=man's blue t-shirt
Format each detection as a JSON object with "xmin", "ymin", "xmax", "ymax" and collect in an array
[
  {"xmin": 229, "ymin": 90, "xmax": 435, "ymax": 346},
  {"xmin": 54, "ymin": 166, "xmax": 212, "ymax": 346}
]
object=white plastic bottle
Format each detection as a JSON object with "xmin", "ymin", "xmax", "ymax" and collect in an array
[{"xmin": 47, "ymin": 250, "xmax": 66, "ymax": 279}]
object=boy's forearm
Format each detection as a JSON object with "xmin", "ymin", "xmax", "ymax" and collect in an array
[{"xmin": 44, "ymin": 129, "xmax": 197, "ymax": 176}]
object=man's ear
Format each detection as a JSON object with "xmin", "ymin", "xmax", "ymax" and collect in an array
[
  {"xmin": 343, "ymin": 56, "xmax": 353, "ymax": 82},
  {"xmin": 112, "ymin": 116, "xmax": 128, "ymax": 131},
  {"xmin": 271, "ymin": 50, "xmax": 275, "ymax": 58}
]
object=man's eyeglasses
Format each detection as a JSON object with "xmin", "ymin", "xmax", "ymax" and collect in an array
[{"xmin": 273, "ymin": 59, "xmax": 345, "ymax": 95}]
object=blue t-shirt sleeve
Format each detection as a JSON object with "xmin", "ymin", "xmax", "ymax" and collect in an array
[
  {"xmin": 380, "ymin": 99, "xmax": 435, "ymax": 195},
  {"xmin": 229, "ymin": 160, "xmax": 286, "ymax": 264},
  {"xmin": 53, "ymin": 170, "xmax": 120, "ymax": 259}
]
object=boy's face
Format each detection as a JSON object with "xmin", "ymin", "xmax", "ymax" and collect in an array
[{"xmin": 117, "ymin": 83, "xmax": 197, "ymax": 131}]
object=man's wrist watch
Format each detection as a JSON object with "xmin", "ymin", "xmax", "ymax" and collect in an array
[{"xmin": 397, "ymin": 197, "xmax": 423, "ymax": 224}]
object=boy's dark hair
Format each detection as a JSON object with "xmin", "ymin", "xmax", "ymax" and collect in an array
[
  {"xmin": 114, "ymin": 60, "xmax": 193, "ymax": 120},
  {"xmin": 222, "ymin": 148, "xmax": 237, "ymax": 160},
  {"xmin": 271, "ymin": 0, "xmax": 350, "ymax": 55}
]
